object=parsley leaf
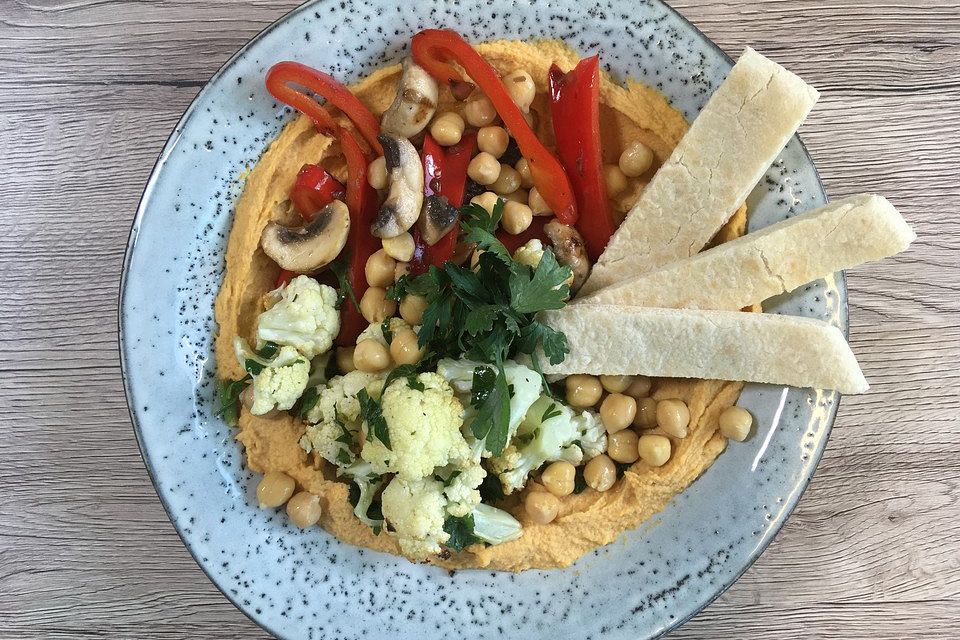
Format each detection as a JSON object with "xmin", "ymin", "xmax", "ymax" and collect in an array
[
  {"xmin": 469, "ymin": 365, "xmax": 511, "ymax": 456},
  {"xmin": 573, "ymin": 466, "xmax": 588, "ymax": 494},
  {"xmin": 443, "ymin": 513, "xmax": 483, "ymax": 552},
  {"xmin": 357, "ymin": 388, "xmax": 390, "ymax": 449},
  {"xmin": 540, "ymin": 402, "xmax": 562, "ymax": 423},
  {"xmin": 478, "ymin": 471, "xmax": 505, "ymax": 504},
  {"xmin": 509, "ymin": 249, "xmax": 570, "ymax": 314},
  {"xmin": 215, "ymin": 376, "xmax": 250, "ymax": 426},
  {"xmin": 517, "ymin": 321, "xmax": 569, "ymax": 366},
  {"xmin": 295, "ymin": 385, "xmax": 320, "ymax": 419},
  {"xmin": 383, "ymin": 363, "xmax": 425, "ymax": 392},
  {"xmin": 385, "ymin": 274, "xmax": 411, "ymax": 301},
  {"xmin": 380, "ymin": 318, "xmax": 394, "ymax": 345},
  {"xmin": 329, "ymin": 258, "xmax": 359, "ymax": 313}
]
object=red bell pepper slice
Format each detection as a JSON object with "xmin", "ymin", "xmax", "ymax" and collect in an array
[
  {"xmin": 548, "ymin": 56, "xmax": 614, "ymax": 262},
  {"xmin": 265, "ymin": 61, "xmax": 383, "ymax": 156},
  {"xmin": 290, "ymin": 164, "xmax": 346, "ymax": 221},
  {"xmin": 336, "ymin": 128, "xmax": 381, "ymax": 345},
  {"xmin": 411, "ymin": 29, "xmax": 577, "ymax": 224}
]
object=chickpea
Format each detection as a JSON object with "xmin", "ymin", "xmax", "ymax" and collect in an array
[
  {"xmin": 368, "ymin": 156, "xmax": 388, "ymax": 190},
  {"xmin": 600, "ymin": 375, "xmax": 634, "ymax": 394},
  {"xmin": 477, "ymin": 126, "xmax": 509, "ymax": 158},
  {"xmin": 464, "ymin": 94, "xmax": 497, "ymax": 127},
  {"xmin": 394, "ymin": 261, "xmax": 410, "ymax": 281},
  {"xmin": 626, "ymin": 376, "xmax": 653, "ymax": 399},
  {"xmin": 656, "ymin": 399, "xmax": 690, "ymax": 438},
  {"xmin": 430, "ymin": 111, "xmax": 465, "ymax": 146},
  {"xmin": 501, "ymin": 201, "xmax": 533, "ymax": 235},
  {"xmin": 365, "ymin": 249, "xmax": 396, "ymax": 288},
  {"xmin": 607, "ymin": 430, "xmax": 640, "ymax": 464},
  {"xmin": 286, "ymin": 491, "xmax": 322, "ymax": 528},
  {"xmin": 491, "ymin": 165, "xmax": 521, "ymax": 195},
  {"xmin": 502, "ymin": 188, "xmax": 529, "ymax": 204},
  {"xmin": 354, "ymin": 339, "xmax": 391, "ymax": 373},
  {"xmin": 256, "ymin": 471, "xmax": 295, "ymax": 508},
  {"xmin": 637, "ymin": 434, "xmax": 671, "ymax": 467},
  {"xmin": 524, "ymin": 490, "xmax": 561, "ymax": 524},
  {"xmin": 336, "ymin": 346, "xmax": 356, "ymax": 373},
  {"xmin": 619, "ymin": 141, "xmax": 655, "ymax": 177},
  {"xmin": 504, "ymin": 69, "xmax": 536, "ymax": 112},
  {"xmin": 600, "ymin": 393, "xmax": 637, "ymax": 434},
  {"xmin": 540, "ymin": 461, "xmax": 576, "ymax": 497},
  {"xmin": 399, "ymin": 294, "xmax": 428, "ymax": 325},
  {"xmin": 583, "ymin": 454, "xmax": 617, "ymax": 492},
  {"xmin": 719, "ymin": 406, "xmax": 753, "ymax": 442},
  {"xmin": 359, "ymin": 286, "xmax": 397, "ymax": 324},
  {"xmin": 390, "ymin": 329, "xmax": 425, "ymax": 366},
  {"xmin": 382, "ymin": 232, "xmax": 415, "ymax": 262},
  {"xmin": 467, "ymin": 151, "xmax": 502, "ymax": 185},
  {"xmin": 470, "ymin": 191, "xmax": 500, "ymax": 215},
  {"xmin": 515, "ymin": 158, "xmax": 535, "ymax": 189},
  {"xmin": 565, "ymin": 374, "xmax": 603, "ymax": 408},
  {"xmin": 604, "ymin": 163, "xmax": 628, "ymax": 196},
  {"xmin": 528, "ymin": 186, "xmax": 552, "ymax": 216},
  {"xmin": 633, "ymin": 397, "xmax": 658, "ymax": 429}
]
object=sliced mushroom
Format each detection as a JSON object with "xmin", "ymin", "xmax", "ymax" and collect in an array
[
  {"xmin": 544, "ymin": 220, "xmax": 590, "ymax": 295},
  {"xmin": 418, "ymin": 195, "xmax": 459, "ymax": 246},
  {"xmin": 261, "ymin": 199, "xmax": 350, "ymax": 272},
  {"xmin": 381, "ymin": 58, "xmax": 439, "ymax": 139},
  {"xmin": 371, "ymin": 134, "xmax": 424, "ymax": 238}
]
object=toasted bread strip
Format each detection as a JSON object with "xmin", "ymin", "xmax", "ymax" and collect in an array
[
  {"xmin": 581, "ymin": 48, "xmax": 820, "ymax": 295},
  {"xmin": 538, "ymin": 305, "xmax": 867, "ymax": 394},
  {"xmin": 577, "ymin": 195, "xmax": 914, "ymax": 310}
]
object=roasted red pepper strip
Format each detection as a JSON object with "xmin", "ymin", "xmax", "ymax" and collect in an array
[
  {"xmin": 290, "ymin": 164, "xmax": 346, "ymax": 221},
  {"xmin": 411, "ymin": 29, "xmax": 577, "ymax": 224},
  {"xmin": 548, "ymin": 56, "xmax": 614, "ymax": 262},
  {"xmin": 265, "ymin": 61, "xmax": 383, "ymax": 156},
  {"xmin": 336, "ymin": 128, "xmax": 380, "ymax": 345}
]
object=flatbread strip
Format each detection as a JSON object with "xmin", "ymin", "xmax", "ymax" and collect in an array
[
  {"xmin": 580, "ymin": 48, "xmax": 820, "ymax": 295},
  {"xmin": 538, "ymin": 305, "xmax": 867, "ymax": 394},
  {"xmin": 577, "ymin": 194, "xmax": 915, "ymax": 311}
]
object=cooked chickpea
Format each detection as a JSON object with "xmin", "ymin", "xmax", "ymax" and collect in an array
[
  {"xmin": 430, "ymin": 111, "xmax": 465, "ymax": 146},
  {"xmin": 390, "ymin": 329, "xmax": 425, "ymax": 366},
  {"xmin": 637, "ymin": 434, "xmax": 671, "ymax": 467},
  {"xmin": 501, "ymin": 201, "xmax": 533, "ymax": 235},
  {"xmin": 491, "ymin": 165, "xmax": 521, "ymax": 195},
  {"xmin": 364, "ymin": 249, "xmax": 396, "ymax": 288},
  {"xmin": 467, "ymin": 152, "xmax": 502, "ymax": 185},
  {"xmin": 600, "ymin": 393, "xmax": 637, "ymax": 434},
  {"xmin": 399, "ymin": 294, "xmax": 428, "ymax": 325},
  {"xmin": 477, "ymin": 126, "xmax": 509, "ymax": 158},
  {"xmin": 524, "ymin": 490, "xmax": 561, "ymax": 524},
  {"xmin": 604, "ymin": 163, "xmax": 628, "ymax": 196},
  {"xmin": 470, "ymin": 190, "xmax": 500, "ymax": 215},
  {"xmin": 464, "ymin": 94, "xmax": 497, "ymax": 127},
  {"xmin": 719, "ymin": 406, "xmax": 753, "ymax": 442},
  {"xmin": 523, "ymin": 107, "xmax": 539, "ymax": 130},
  {"xmin": 515, "ymin": 158, "xmax": 535, "ymax": 189},
  {"xmin": 565, "ymin": 374, "xmax": 603, "ymax": 408},
  {"xmin": 394, "ymin": 261, "xmax": 410, "ymax": 281},
  {"xmin": 619, "ymin": 141, "xmax": 655, "ymax": 177},
  {"xmin": 286, "ymin": 491, "xmax": 322, "ymax": 528},
  {"xmin": 633, "ymin": 397, "xmax": 658, "ymax": 429},
  {"xmin": 504, "ymin": 69, "xmax": 536, "ymax": 112},
  {"xmin": 541, "ymin": 461, "xmax": 576, "ymax": 497},
  {"xmin": 354, "ymin": 339, "xmax": 391, "ymax": 373},
  {"xmin": 626, "ymin": 376, "xmax": 653, "ymax": 399},
  {"xmin": 584, "ymin": 454, "xmax": 617, "ymax": 492},
  {"xmin": 528, "ymin": 186, "xmax": 552, "ymax": 216},
  {"xmin": 359, "ymin": 286, "xmax": 397, "ymax": 324},
  {"xmin": 336, "ymin": 346, "xmax": 356, "ymax": 373},
  {"xmin": 256, "ymin": 471, "xmax": 295, "ymax": 508},
  {"xmin": 600, "ymin": 375, "xmax": 634, "ymax": 394},
  {"xmin": 382, "ymin": 232, "xmax": 415, "ymax": 262},
  {"xmin": 368, "ymin": 156, "xmax": 387, "ymax": 190},
  {"xmin": 656, "ymin": 399, "xmax": 690, "ymax": 438},
  {"xmin": 607, "ymin": 430, "xmax": 640, "ymax": 464},
  {"xmin": 502, "ymin": 188, "xmax": 529, "ymax": 204}
]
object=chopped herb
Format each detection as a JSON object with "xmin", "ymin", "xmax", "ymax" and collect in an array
[
  {"xmin": 380, "ymin": 318, "xmax": 394, "ymax": 345},
  {"xmin": 295, "ymin": 385, "xmax": 320, "ymax": 419},
  {"xmin": 383, "ymin": 363, "xmax": 425, "ymax": 392},
  {"xmin": 573, "ymin": 466, "xmax": 588, "ymax": 494},
  {"xmin": 540, "ymin": 402, "xmax": 562, "ymax": 423},
  {"xmin": 615, "ymin": 462, "xmax": 633, "ymax": 477},
  {"xmin": 478, "ymin": 471, "xmax": 505, "ymax": 504},
  {"xmin": 329, "ymin": 258, "xmax": 359, "ymax": 312},
  {"xmin": 215, "ymin": 376, "xmax": 250, "ymax": 427},
  {"xmin": 443, "ymin": 513, "xmax": 483, "ymax": 552},
  {"xmin": 385, "ymin": 274, "xmax": 411, "ymax": 301},
  {"xmin": 469, "ymin": 365, "xmax": 511, "ymax": 456},
  {"xmin": 357, "ymin": 388, "xmax": 390, "ymax": 449},
  {"xmin": 336, "ymin": 448, "xmax": 353, "ymax": 465}
]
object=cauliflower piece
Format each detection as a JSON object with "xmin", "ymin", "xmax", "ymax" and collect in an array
[
  {"xmin": 513, "ymin": 238, "xmax": 545, "ymax": 270},
  {"xmin": 442, "ymin": 462, "xmax": 485, "ymax": 518},
  {"xmin": 493, "ymin": 395, "xmax": 607, "ymax": 494},
  {"xmin": 299, "ymin": 370, "xmax": 385, "ymax": 467},
  {"xmin": 471, "ymin": 503, "xmax": 523, "ymax": 545},
  {"xmin": 380, "ymin": 476, "xmax": 450, "ymax": 560},
  {"xmin": 247, "ymin": 346, "xmax": 310, "ymax": 415},
  {"xmin": 356, "ymin": 317, "xmax": 411, "ymax": 347},
  {"xmin": 361, "ymin": 373, "xmax": 468, "ymax": 480},
  {"xmin": 338, "ymin": 460, "xmax": 386, "ymax": 531},
  {"xmin": 256, "ymin": 275, "xmax": 340, "ymax": 358}
]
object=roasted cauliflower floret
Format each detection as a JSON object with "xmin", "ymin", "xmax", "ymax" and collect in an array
[
  {"xmin": 256, "ymin": 275, "xmax": 340, "ymax": 358},
  {"xmin": 247, "ymin": 346, "xmax": 310, "ymax": 415},
  {"xmin": 380, "ymin": 475, "xmax": 449, "ymax": 560},
  {"xmin": 442, "ymin": 462, "xmax": 485, "ymax": 518},
  {"xmin": 299, "ymin": 371, "xmax": 385, "ymax": 467}
]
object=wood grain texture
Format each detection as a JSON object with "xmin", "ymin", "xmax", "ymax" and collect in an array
[{"xmin": 1, "ymin": 0, "xmax": 957, "ymax": 638}]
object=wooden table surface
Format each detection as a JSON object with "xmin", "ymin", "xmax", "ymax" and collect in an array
[{"xmin": 2, "ymin": 0, "xmax": 958, "ymax": 637}]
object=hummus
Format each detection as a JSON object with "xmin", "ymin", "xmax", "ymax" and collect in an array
[{"xmin": 214, "ymin": 40, "xmax": 748, "ymax": 571}]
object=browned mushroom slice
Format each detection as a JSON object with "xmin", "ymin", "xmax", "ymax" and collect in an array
[
  {"xmin": 261, "ymin": 199, "xmax": 350, "ymax": 273},
  {"xmin": 418, "ymin": 195, "xmax": 459, "ymax": 246},
  {"xmin": 381, "ymin": 58, "xmax": 439, "ymax": 139},
  {"xmin": 544, "ymin": 220, "xmax": 590, "ymax": 295},
  {"xmin": 371, "ymin": 134, "xmax": 424, "ymax": 238}
]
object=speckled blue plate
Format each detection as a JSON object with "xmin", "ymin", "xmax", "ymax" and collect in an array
[{"xmin": 120, "ymin": 1, "xmax": 845, "ymax": 638}]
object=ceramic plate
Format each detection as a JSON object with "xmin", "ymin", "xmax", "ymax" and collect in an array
[{"xmin": 120, "ymin": 1, "xmax": 844, "ymax": 637}]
